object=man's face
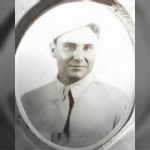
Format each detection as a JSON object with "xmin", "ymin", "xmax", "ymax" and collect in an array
[{"xmin": 52, "ymin": 27, "xmax": 99, "ymax": 84}]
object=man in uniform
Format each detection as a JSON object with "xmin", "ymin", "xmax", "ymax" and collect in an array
[{"xmin": 20, "ymin": 22, "xmax": 130, "ymax": 148}]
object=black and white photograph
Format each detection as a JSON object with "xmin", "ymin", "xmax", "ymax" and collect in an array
[{"xmin": 15, "ymin": 1, "xmax": 135, "ymax": 149}]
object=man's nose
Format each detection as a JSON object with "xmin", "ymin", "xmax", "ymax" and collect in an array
[{"xmin": 72, "ymin": 48, "xmax": 84, "ymax": 60}]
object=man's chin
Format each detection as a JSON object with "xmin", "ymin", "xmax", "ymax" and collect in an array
[{"xmin": 68, "ymin": 73, "xmax": 86, "ymax": 82}]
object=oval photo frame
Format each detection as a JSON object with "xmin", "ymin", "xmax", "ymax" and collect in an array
[{"xmin": 15, "ymin": 1, "xmax": 135, "ymax": 150}]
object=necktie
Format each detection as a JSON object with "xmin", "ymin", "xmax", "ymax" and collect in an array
[{"xmin": 63, "ymin": 90, "xmax": 74, "ymax": 138}]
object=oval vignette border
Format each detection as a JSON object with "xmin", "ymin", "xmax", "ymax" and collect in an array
[{"xmin": 15, "ymin": 0, "xmax": 135, "ymax": 150}]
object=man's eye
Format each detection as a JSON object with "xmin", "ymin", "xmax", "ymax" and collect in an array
[
  {"xmin": 84, "ymin": 45, "xmax": 94, "ymax": 51},
  {"xmin": 64, "ymin": 43, "xmax": 76, "ymax": 50}
]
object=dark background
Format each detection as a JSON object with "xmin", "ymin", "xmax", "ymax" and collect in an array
[
  {"xmin": 0, "ymin": 0, "xmax": 14, "ymax": 149},
  {"xmin": 0, "ymin": 0, "xmax": 149, "ymax": 149},
  {"xmin": 135, "ymin": 0, "xmax": 150, "ymax": 149}
]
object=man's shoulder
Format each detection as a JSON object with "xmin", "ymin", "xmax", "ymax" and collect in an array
[
  {"xmin": 21, "ymin": 81, "xmax": 58, "ymax": 112},
  {"xmin": 90, "ymin": 79, "xmax": 130, "ymax": 104},
  {"xmin": 22, "ymin": 81, "xmax": 57, "ymax": 100},
  {"xmin": 91, "ymin": 79, "xmax": 124, "ymax": 94}
]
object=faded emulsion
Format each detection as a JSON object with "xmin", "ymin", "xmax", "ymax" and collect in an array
[{"xmin": 15, "ymin": 1, "xmax": 135, "ymax": 150}]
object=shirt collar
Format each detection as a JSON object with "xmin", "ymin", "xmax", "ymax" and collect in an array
[{"xmin": 55, "ymin": 74, "xmax": 95, "ymax": 103}]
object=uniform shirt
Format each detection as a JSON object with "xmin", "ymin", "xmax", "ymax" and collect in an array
[{"xmin": 20, "ymin": 74, "xmax": 130, "ymax": 148}]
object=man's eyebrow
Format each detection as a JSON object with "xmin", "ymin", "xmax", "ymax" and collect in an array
[
  {"xmin": 63, "ymin": 42, "xmax": 77, "ymax": 46},
  {"xmin": 84, "ymin": 43, "xmax": 94, "ymax": 46}
]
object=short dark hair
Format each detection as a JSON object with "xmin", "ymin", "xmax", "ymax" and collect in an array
[{"xmin": 54, "ymin": 23, "xmax": 100, "ymax": 44}]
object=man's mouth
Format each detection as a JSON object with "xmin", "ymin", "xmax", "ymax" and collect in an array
[{"xmin": 68, "ymin": 65, "xmax": 87, "ymax": 68}]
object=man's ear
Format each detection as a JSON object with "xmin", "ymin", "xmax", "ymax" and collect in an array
[{"xmin": 50, "ymin": 42, "xmax": 56, "ymax": 58}]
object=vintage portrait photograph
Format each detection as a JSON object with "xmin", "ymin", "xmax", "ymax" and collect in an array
[{"xmin": 15, "ymin": 0, "xmax": 135, "ymax": 149}]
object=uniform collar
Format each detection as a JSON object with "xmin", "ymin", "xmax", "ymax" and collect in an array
[{"xmin": 55, "ymin": 74, "xmax": 95, "ymax": 103}]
